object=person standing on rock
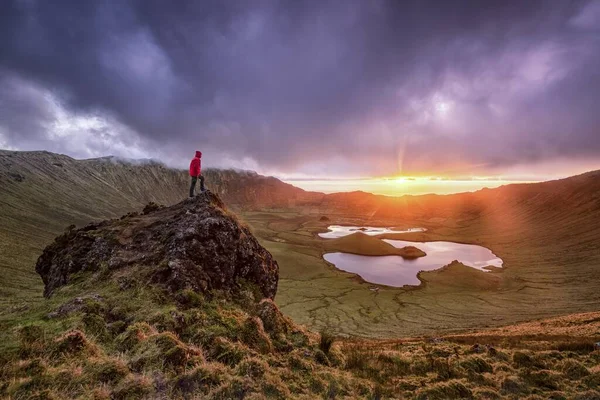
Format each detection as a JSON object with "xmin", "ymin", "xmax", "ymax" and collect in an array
[{"xmin": 189, "ymin": 150, "xmax": 205, "ymax": 197}]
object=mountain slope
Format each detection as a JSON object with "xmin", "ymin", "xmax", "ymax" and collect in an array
[
  {"xmin": 2, "ymin": 191, "xmax": 600, "ymax": 400},
  {"xmin": 0, "ymin": 150, "xmax": 318, "ymax": 304},
  {"xmin": 2, "ymin": 150, "xmax": 600, "ymax": 338}
]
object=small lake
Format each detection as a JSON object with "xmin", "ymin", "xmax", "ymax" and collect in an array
[
  {"xmin": 319, "ymin": 225, "xmax": 426, "ymax": 239},
  {"xmin": 321, "ymin": 226, "xmax": 503, "ymax": 287}
]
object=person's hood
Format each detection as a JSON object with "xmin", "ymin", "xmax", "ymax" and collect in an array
[{"xmin": 195, "ymin": 151, "xmax": 202, "ymax": 158}]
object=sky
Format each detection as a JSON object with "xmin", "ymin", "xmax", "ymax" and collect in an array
[{"xmin": 1, "ymin": 0, "xmax": 600, "ymax": 190}]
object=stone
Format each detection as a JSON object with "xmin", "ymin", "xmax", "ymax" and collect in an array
[{"xmin": 36, "ymin": 191, "xmax": 279, "ymax": 300}]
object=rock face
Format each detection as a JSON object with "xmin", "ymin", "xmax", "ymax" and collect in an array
[{"xmin": 36, "ymin": 191, "xmax": 279, "ymax": 299}]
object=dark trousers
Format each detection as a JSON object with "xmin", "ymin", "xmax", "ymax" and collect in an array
[{"xmin": 190, "ymin": 175, "xmax": 205, "ymax": 197}]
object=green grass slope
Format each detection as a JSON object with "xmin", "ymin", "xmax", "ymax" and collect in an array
[
  {"xmin": 2, "ymin": 197, "xmax": 600, "ymax": 400},
  {"xmin": 2, "ymin": 150, "xmax": 600, "ymax": 339},
  {"xmin": 0, "ymin": 150, "xmax": 317, "ymax": 308}
]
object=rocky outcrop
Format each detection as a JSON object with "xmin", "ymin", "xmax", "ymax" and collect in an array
[{"xmin": 36, "ymin": 191, "xmax": 279, "ymax": 299}]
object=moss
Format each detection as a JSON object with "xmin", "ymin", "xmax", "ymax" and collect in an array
[
  {"xmin": 108, "ymin": 320, "xmax": 127, "ymax": 336},
  {"xmin": 81, "ymin": 297, "xmax": 106, "ymax": 315}
]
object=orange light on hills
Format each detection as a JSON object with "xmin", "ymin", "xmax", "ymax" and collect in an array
[{"xmin": 285, "ymin": 176, "xmax": 538, "ymax": 197}]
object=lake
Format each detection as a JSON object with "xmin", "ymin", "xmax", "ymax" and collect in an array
[{"xmin": 321, "ymin": 226, "xmax": 503, "ymax": 287}]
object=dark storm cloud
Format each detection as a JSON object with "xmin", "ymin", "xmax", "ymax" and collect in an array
[{"xmin": 1, "ymin": 0, "xmax": 599, "ymax": 176}]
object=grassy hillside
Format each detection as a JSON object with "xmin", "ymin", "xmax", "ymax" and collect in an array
[
  {"xmin": 2, "ymin": 195, "xmax": 600, "ymax": 400},
  {"xmin": 1, "ymin": 150, "xmax": 600, "ymax": 339},
  {"xmin": 239, "ymin": 171, "xmax": 600, "ymax": 337},
  {"xmin": 0, "ymin": 150, "xmax": 316, "ymax": 307}
]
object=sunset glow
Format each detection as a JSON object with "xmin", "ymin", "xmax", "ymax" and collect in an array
[{"xmin": 285, "ymin": 176, "xmax": 537, "ymax": 196}]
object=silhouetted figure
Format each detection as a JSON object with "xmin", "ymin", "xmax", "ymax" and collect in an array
[{"xmin": 189, "ymin": 150, "xmax": 205, "ymax": 197}]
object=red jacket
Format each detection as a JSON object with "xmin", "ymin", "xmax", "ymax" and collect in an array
[{"xmin": 189, "ymin": 151, "xmax": 202, "ymax": 177}]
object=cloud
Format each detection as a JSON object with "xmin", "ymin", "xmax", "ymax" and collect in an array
[{"xmin": 0, "ymin": 0, "xmax": 599, "ymax": 177}]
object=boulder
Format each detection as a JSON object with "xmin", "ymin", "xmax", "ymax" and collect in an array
[{"xmin": 36, "ymin": 191, "xmax": 279, "ymax": 300}]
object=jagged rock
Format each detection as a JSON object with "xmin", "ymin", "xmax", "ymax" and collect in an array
[{"xmin": 36, "ymin": 191, "xmax": 279, "ymax": 300}]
